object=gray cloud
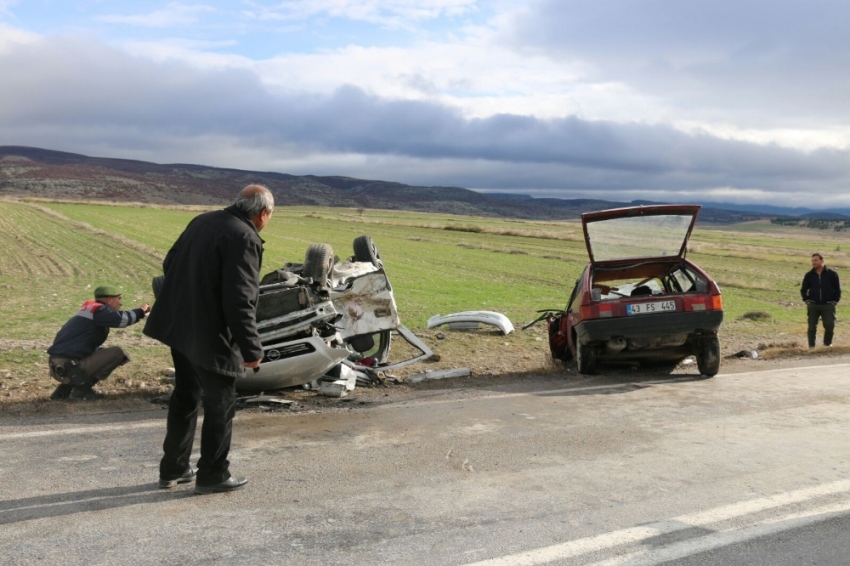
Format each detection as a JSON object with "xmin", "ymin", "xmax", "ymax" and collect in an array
[
  {"xmin": 506, "ymin": 0, "xmax": 850, "ymax": 127},
  {"xmin": 1, "ymin": 35, "xmax": 849, "ymax": 205}
]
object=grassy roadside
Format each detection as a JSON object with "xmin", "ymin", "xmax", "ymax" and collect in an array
[{"xmin": 2, "ymin": 199, "xmax": 848, "ymax": 408}]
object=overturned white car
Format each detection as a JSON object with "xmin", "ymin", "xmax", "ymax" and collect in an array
[{"xmin": 155, "ymin": 236, "xmax": 431, "ymax": 392}]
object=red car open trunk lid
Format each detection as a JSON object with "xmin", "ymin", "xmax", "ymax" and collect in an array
[{"xmin": 581, "ymin": 205, "xmax": 701, "ymax": 266}]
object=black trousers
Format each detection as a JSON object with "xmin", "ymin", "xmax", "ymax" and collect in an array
[
  {"xmin": 159, "ymin": 349, "xmax": 237, "ymax": 485},
  {"xmin": 807, "ymin": 303, "xmax": 836, "ymax": 347}
]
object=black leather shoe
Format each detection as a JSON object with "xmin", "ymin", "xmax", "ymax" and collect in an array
[
  {"xmin": 159, "ymin": 467, "xmax": 198, "ymax": 489},
  {"xmin": 50, "ymin": 383, "xmax": 74, "ymax": 400},
  {"xmin": 69, "ymin": 385, "xmax": 105, "ymax": 400},
  {"xmin": 194, "ymin": 476, "xmax": 248, "ymax": 495}
]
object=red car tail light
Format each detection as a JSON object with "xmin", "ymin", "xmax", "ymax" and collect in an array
[
  {"xmin": 580, "ymin": 303, "xmax": 614, "ymax": 319},
  {"xmin": 683, "ymin": 294, "xmax": 723, "ymax": 312}
]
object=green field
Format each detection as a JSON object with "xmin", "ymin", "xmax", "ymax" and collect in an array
[{"xmin": 2, "ymin": 199, "xmax": 848, "ymax": 402}]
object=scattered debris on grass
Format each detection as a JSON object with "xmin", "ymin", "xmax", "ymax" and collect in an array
[
  {"xmin": 319, "ymin": 365, "xmax": 357, "ymax": 397},
  {"xmin": 239, "ymin": 395, "xmax": 295, "ymax": 406},
  {"xmin": 729, "ymin": 350, "xmax": 760, "ymax": 359},
  {"xmin": 406, "ymin": 368, "xmax": 471, "ymax": 383}
]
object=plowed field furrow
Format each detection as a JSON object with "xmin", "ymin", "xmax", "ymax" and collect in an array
[{"xmin": 0, "ymin": 202, "xmax": 163, "ymax": 339}]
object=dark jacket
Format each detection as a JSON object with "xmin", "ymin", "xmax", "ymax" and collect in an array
[
  {"xmin": 48, "ymin": 300, "xmax": 146, "ymax": 359},
  {"xmin": 801, "ymin": 266, "xmax": 841, "ymax": 305},
  {"xmin": 143, "ymin": 206, "xmax": 264, "ymax": 377}
]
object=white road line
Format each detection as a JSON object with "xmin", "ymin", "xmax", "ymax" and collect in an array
[
  {"xmin": 463, "ymin": 527, "xmax": 670, "ymax": 566},
  {"xmin": 463, "ymin": 480, "xmax": 850, "ymax": 566},
  {"xmin": 0, "ymin": 420, "xmax": 165, "ymax": 440},
  {"xmin": 677, "ymin": 480, "xmax": 850, "ymax": 524},
  {"xmin": 587, "ymin": 500, "xmax": 850, "ymax": 566}
]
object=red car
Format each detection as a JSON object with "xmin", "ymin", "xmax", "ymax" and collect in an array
[{"xmin": 540, "ymin": 205, "xmax": 723, "ymax": 376}]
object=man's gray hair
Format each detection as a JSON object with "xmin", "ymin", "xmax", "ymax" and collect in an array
[{"xmin": 234, "ymin": 184, "xmax": 274, "ymax": 217}]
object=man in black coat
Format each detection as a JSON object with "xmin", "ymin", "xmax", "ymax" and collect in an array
[
  {"xmin": 801, "ymin": 252, "xmax": 841, "ymax": 348},
  {"xmin": 144, "ymin": 184, "xmax": 274, "ymax": 494}
]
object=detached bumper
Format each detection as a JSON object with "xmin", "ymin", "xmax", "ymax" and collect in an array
[{"xmin": 575, "ymin": 311, "xmax": 723, "ymax": 345}]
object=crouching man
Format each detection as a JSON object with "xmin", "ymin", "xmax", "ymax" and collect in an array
[{"xmin": 47, "ymin": 285, "xmax": 151, "ymax": 400}]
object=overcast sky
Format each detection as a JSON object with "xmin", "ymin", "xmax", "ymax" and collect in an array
[{"xmin": 1, "ymin": 0, "xmax": 849, "ymax": 207}]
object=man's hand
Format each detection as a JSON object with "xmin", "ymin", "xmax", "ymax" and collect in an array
[
  {"xmin": 140, "ymin": 304, "xmax": 151, "ymax": 314},
  {"xmin": 242, "ymin": 359, "xmax": 261, "ymax": 369}
]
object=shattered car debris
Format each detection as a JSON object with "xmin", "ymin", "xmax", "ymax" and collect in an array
[
  {"xmin": 153, "ymin": 235, "xmax": 432, "ymax": 392},
  {"xmin": 427, "ymin": 311, "xmax": 515, "ymax": 335},
  {"xmin": 526, "ymin": 205, "xmax": 723, "ymax": 376}
]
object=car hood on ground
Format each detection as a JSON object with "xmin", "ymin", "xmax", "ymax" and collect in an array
[{"xmin": 581, "ymin": 205, "xmax": 701, "ymax": 266}]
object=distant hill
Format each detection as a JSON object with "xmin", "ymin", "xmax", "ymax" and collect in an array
[
  {"xmin": 0, "ymin": 145, "xmax": 767, "ymax": 223},
  {"xmin": 799, "ymin": 212, "xmax": 850, "ymax": 220},
  {"xmin": 771, "ymin": 212, "xmax": 850, "ymax": 231},
  {"xmin": 670, "ymin": 201, "xmax": 850, "ymax": 218}
]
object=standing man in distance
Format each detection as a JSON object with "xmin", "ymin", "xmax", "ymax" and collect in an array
[
  {"xmin": 801, "ymin": 252, "xmax": 841, "ymax": 348},
  {"xmin": 144, "ymin": 185, "xmax": 273, "ymax": 494}
]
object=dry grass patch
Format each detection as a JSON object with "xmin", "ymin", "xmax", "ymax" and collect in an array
[
  {"xmin": 757, "ymin": 344, "xmax": 850, "ymax": 359},
  {"xmin": 11, "ymin": 197, "xmax": 216, "ymax": 213},
  {"xmin": 485, "ymin": 228, "xmax": 582, "ymax": 241},
  {"xmin": 444, "ymin": 225, "xmax": 483, "ymax": 233},
  {"xmin": 455, "ymin": 242, "xmax": 529, "ymax": 255}
]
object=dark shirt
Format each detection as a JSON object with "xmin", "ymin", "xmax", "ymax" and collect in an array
[
  {"xmin": 801, "ymin": 266, "xmax": 841, "ymax": 305},
  {"xmin": 47, "ymin": 300, "xmax": 146, "ymax": 359}
]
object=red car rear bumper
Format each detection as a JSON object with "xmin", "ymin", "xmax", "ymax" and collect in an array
[{"xmin": 575, "ymin": 310, "xmax": 723, "ymax": 345}]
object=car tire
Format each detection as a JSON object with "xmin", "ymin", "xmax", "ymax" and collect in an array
[
  {"xmin": 303, "ymin": 243, "xmax": 334, "ymax": 286},
  {"xmin": 152, "ymin": 275, "xmax": 165, "ymax": 300},
  {"xmin": 353, "ymin": 235, "xmax": 381, "ymax": 266},
  {"xmin": 576, "ymin": 341, "xmax": 597, "ymax": 375},
  {"xmin": 696, "ymin": 334, "xmax": 720, "ymax": 377}
]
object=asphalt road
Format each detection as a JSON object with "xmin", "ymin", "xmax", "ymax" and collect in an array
[{"xmin": 2, "ymin": 362, "xmax": 850, "ymax": 565}]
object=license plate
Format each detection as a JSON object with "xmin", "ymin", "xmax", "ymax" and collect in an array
[{"xmin": 626, "ymin": 300, "xmax": 676, "ymax": 315}]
